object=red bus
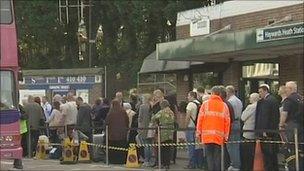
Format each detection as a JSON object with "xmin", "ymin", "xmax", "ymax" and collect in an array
[{"xmin": 0, "ymin": 0, "xmax": 23, "ymax": 164}]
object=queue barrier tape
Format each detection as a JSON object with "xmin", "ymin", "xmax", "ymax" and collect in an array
[{"xmin": 43, "ymin": 140, "xmax": 303, "ymax": 152}]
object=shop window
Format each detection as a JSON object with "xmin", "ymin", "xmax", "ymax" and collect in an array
[
  {"xmin": 242, "ymin": 63, "xmax": 279, "ymax": 78},
  {"xmin": 192, "ymin": 72, "xmax": 219, "ymax": 92},
  {"xmin": 138, "ymin": 73, "xmax": 177, "ymax": 94}
]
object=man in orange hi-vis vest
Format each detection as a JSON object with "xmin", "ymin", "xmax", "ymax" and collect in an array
[{"xmin": 196, "ymin": 86, "xmax": 231, "ymax": 171}]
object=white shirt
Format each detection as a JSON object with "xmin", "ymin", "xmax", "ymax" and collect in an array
[
  {"xmin": 47, "ymin": 109, "xmax": 64, "ymax": 127},
  {"xmin": 42, "ymin": 102, "xmax": 52, "ymax": 121},
  {"xmin": 61, "ymin": 101, "xmax": 78, "ymax": 125},
  {"xmin": 228, "ymin": 95, "xmax": 243, "ymax": 120},
  {"xmin": 241, "ymin": 102, "xmax": 257, "ymax": 139},
  {"xmin": 186, "ymin": 100, "xmax": 199, "ymax": 128}
]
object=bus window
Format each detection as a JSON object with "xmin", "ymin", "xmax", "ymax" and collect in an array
[
  {"xmin": 0, "ymin": 71, "xmax": 16, "ymax": 110},
  {"xmin": 0, "ymin": 0, "xmax": 12, "ymax": 24}
]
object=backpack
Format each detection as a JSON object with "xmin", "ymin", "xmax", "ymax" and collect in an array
[{"xmin": 190, "ymin": 101, "xmax": 201, "ymax": 126}]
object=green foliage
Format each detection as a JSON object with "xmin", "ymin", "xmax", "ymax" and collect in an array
[
  {"xmin": 15, "ymin": 0, "xmax": 218, "ymax": 86},
  {"xmin": 15, "ymin": 0, "xmax": 65, "ymax": 69}
]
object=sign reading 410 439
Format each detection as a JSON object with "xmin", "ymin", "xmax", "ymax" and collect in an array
[
  {"xmin": 256, "ymin": 22, "xmax": 304, "ymax": 43},
  {"xmin": 65, "ymin": 76, "xmax": 86, "ymax": 83}
]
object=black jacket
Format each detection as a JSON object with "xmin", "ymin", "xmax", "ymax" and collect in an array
[{"xmin": 255, "ymin": 94, "xmax": 280, "ymax": 138}]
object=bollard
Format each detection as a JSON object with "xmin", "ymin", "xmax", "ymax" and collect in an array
[
  {"xmin": 294, "ymin": 128, "xmax": 299, "ymax": 171},
  {"xmin": 157, "ymin": 126, "xmax": 161, "ymax": 170},
  {"xmin": 221, "ymin": 144, "xmax": 224, "ymax": 171},
  {"xmin": 106, "ymin": 125, "xmax": 109, "ymax": 166}
]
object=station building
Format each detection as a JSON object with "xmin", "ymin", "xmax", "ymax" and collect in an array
[
  {"xmin": 19, "ymin": 68, "xmax": 105, "ymax": 104},
  {"xmin": 139, "ymin": 1, "xmax": 304, "ymax": 103}
]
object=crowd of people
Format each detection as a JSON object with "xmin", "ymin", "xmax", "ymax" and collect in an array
[{"xmin": 18, "ymin": 81, "xmax": 303, "ymax": 171}]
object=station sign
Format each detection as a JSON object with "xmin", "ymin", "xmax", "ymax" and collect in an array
[
  {"xmin": 256, "ymin": 22, "xmax": 304, "ymax": 43},
  {"xmin": 21, "ymin": 75, "xmax": 101, "ymax": 85}
]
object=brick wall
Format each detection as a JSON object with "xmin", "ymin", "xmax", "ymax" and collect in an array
[
  {"xmin": 279, "ymin": 54, "xmax": 304, "ymax": 96},
  {"xmin": 175, "ymin": 4, "xmax": 303, "ymax": 95},
  {"xmin": 176, "ymin": 4, "xmax": 304, "ymax": 39},
  {"xmin": 89, "ymin": 83, "xmax": 103, "ymax": 105},
  {"xmin": 176, "ymin": 71, "xmax": 191, "ymax": 103},
  {"xmin": 222, "ymin": 61, "xmax": 242, "ymax": 91}
]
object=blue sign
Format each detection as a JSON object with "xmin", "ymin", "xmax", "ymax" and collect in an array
[
  {"xmin": 257, "ymin": 22, "xmax": 304, "ymax": 43},
  {"xmin": 22, "ymin": 75, "xmax": 100, "ymax": 85}
]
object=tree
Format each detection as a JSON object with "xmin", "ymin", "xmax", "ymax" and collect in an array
[{"xmin": 15, "ymin": 0, "xmax": 224, "ymax": 89}]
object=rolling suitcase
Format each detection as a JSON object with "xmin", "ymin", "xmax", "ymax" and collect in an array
[{"xmin": 91, "ymin": 133, "xmax": 105, "ymax": 162}]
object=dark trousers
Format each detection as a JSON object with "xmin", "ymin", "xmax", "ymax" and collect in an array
[
  {"xmin": 49, "ymin": 129, "xmax": 59, "ymax": 143},
  {"xmin": 224, "ymin": 144, "xmax": 231, "ymax": 170},
  {"xmin": 108, "ymin": 140, "xmax": 127, "ymax": 164},
  {"xmin": 171, "ymin": 123, "xmax": 178, "ymax": 163},
  {"xmin": 21, "ymin": 133, "xmax": 28, "ymax": 157},
  {"xmin": 284, "ymin": 122, "xmax": 304, "ymax": 171},
  {"xmin": 30, "ymin": 129, "xmax": 40, "ymax": 156},
  {"xmin": 161, "ymin": 140, "xmax": 172, "ymax": 167},
  {"xmin": 240, "ymin": 139, "xmax": 255, "ymax": 171},
  {"xmin": 261, "ymin": 142, "xmax": 278, "ymax": 171},
  {"xmin": 194, "ymin": 149, "xmax": 204, "ymax": 168},
  {"xmin": 205, "ymin": 143, "xmax": 222, "ymax": 171}
]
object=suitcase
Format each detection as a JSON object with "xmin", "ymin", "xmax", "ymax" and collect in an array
[
  {"xmin": 91, "ymin": 133, "xmax": 105, "ymax": 162},
  {"xmin": 49, "ymin": 147, "xmax": 62, "ymax": 159}
]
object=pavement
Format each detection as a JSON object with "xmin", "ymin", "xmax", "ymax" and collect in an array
[{"xmin": 1, "ymin": 150, "xmax": 205, "ymax": 171}]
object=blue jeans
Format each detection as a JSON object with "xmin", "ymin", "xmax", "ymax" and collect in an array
[
  {"xmin": 136, "ymin": 134, "xmax": 153, "ymax": 164},
  {"xmin": 144, "ymin": 138, "xmax": 153, "ymax": 164},
  {"xmin": 185, "ymin": 129, "xmax": 195, "ymax": 167},
  {"xmin": 227, "ymin": 121, "xmax": 241, "ymax": 168},
  {"xmin": 194, "ymin": 149, "xmax": 204, "ymax": 168}
]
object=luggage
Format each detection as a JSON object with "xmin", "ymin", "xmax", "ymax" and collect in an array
[
  {"xmin": 91, "ymin": 133, "xmax": 105, "ymax": 162},
  {"xmin": 49, "ymin": 147, "xmax": 62, "ymax": 159}
]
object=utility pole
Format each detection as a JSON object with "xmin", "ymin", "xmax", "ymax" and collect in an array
[{"xmin": 88, "ymin": 0, "xmax": 92, "ymax": 68}]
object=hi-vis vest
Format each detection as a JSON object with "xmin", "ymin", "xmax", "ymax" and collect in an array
[
  {"xmin": 196, "ymin": 95, "xmax": 230, "ymax": 146},
  {"xmin": 20, "ymin": 120, "xmax": 28, "ymax": 134}
]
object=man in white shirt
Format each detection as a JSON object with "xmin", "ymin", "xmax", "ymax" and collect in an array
[
  {"xmin": 61, "ymin": 92, "xmax": 78, "ymax": 127},
  {"xmin": 42, "ymin": 96, "xmax": 52, "ymax": 121},
  {"xmin": 184, "ymin": 91, "xmax": 200, "ymax": 169},
  {"xmin": 226, "ymin": 85, "xmax": 243, "ymax": 171}
]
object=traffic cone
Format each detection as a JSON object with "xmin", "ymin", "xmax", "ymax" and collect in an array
[
  {"xmin": 35, "ymin": 139, "xmax": 46, "ymax": 160},
  {"xmin": 253, "ymin": 140, "xmax": 265, "ymax": 171},
  {"xmin": 126, "ymin": 144, "xmax": 140, "ymax": 168},
  {"xmin": 60, "ymin": 138, "xmax": 77, "ymax": 164},
  {"xmin": 78, "ymin": 141, "xmax": 91, "ymax": 163}
]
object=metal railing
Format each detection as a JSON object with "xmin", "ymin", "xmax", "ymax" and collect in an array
[{"xmin": 26, "ymin": 125, "xmax": 303, "ymax": 171}]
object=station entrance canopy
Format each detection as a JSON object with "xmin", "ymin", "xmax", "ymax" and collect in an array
[{"xmin": 156, "ymin": 22, "xmax": 304, "ymax": 62}]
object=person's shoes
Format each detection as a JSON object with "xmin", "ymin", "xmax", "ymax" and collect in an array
[
  {"xmin": 142, "ymin": 162, "xmax": 153, "ymax": 167},
  {"xmin": 139, "ymin": 156, "xmax": 145, "ymax": 163},
  {"xmin": 13, "ymin": 159, "xmax": 23, "ymax": 169},
  {"xmin": 228, "ymin": 166, "xmax": 240, "ymax": 171},
  {"xmin": 13, "ymin": 165, "xmax": 23, "ymax": 169},
  {"xmin": 164, "ymin": 165, "xmax": 170, "ymax": 170},
  {"xmin": 197, "ymin": 165, "xmax": 204, "ymax": 169},
  {"xmin": 183, "ymin": 165, "xmax": 196, "ymax": 169}
]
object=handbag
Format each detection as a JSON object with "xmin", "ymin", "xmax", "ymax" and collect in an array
[{"xmin": 147, "ymin": 123, "xmax": 156, "ymax": 138}]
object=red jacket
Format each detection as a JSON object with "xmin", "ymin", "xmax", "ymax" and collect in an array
[{"xmin": 196, "ymin": 95, "xmax": 230, "ymax": 146}]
